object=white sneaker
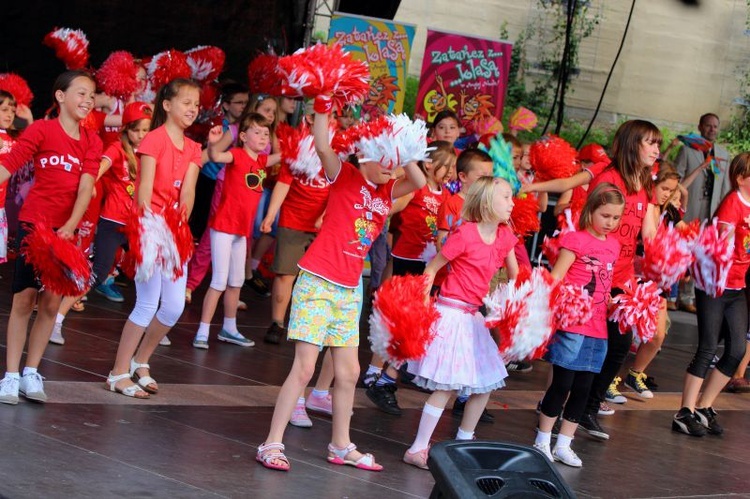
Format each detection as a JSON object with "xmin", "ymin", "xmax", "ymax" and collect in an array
[
  {"xmin": 0, "ymin": 375, "xmax": 20, "ymax": 405},
  {"xmin": 49, "ymin": 322, "xmax": 65, "ymax": 345},
  {"xmin": 553, "ymin": 446, "xmax": 582, "ymax": 467},
  {"xmin": 159, "ymin": 335, "xmax": 172, "ymax": 346},
  {"xmin": 19, "ymin": 372, "xmax": 47, "ymax": 403},
  {"xmin": 533, "ymin": 442, "xmax": 554, "ymax": 462}
]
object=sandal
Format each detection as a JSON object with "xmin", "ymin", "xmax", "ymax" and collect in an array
[
  {"xmin": 327, "ymin": 443, "xmax": 383, "ymax": 472},
  {"xmin": 71, "ymin": 300, "xmax": 85, "ymax": 313},
  {"xmin": 256, "ymin": 442, "xmax": 290, "ymax": 471},
  {"xmin": 105, "ymin": 372, "xmax": 149, "ymax": 399},
  {"xmin": 403, "ymin": 447, "xmax": 430, "ymax": 470},
  {"xmin": 130, "ymin": 358, "xmax": 158, "ymax": 394}
]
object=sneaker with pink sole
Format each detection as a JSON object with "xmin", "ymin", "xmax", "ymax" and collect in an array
[
  {"xmin": 289, "ymin": 402, "xmax": 312, "ymax": 428},
  {"xmin": 305, "ymin": 392, "xmax": 333, "ymax": 415}
]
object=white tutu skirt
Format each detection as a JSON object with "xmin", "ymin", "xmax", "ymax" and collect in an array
[{"xmin": 407, "ymin": 299, "xmax": 507, "ymax": 397}]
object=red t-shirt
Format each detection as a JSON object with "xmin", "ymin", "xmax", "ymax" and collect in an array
[
  {"xmin": 298, "ymin": 161, "xmax": 396, "ymax": 288},
  {"xmin": 715, "ymin": 190, "xmax": 750, "ymax": 290},
  {"xmin": 100, "ymin": 99, "xmax": 124, "ymax": 147},
  {"xmin": 437, "ymin": 193, "xmax": 464, "ymax": 233},
  {"xmin": 210, "ymin": 147, "xmax": 268, "ymax": 236},
  {"xmin": 439, "ymin": 222, "xmax": 517, "ymax": 305},
  {"xmin": 559, "ymin": 230, "xmax": 621, "ymax": 338},
  {"xmin": 277, "ymin": 162, "xmax": 330, "ymax": 233},
  {"xmin": 136, "ymin": 126, "xmax": 202, "ymax": 212},
  {"xmin": 589, "ymin": 168, "xmax": 648, "ymax": 289},
  {"xmin": 100, "ymin": 142, "xmax": 136, "ymax": 224},
  {"xmin": 392, "ymin": 184, "xmax": 448, "ymax": 260},
  {"xmin": 1, "ymin": 119, "xmax": 102, "ymax": 227},
  {"xmin": 0, "ymin": 129, "xmax": 16, "ymax": 205}
]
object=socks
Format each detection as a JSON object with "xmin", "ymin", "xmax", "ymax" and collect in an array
[
  {"xmin": 195, "ymin": 322, "xmax": 211, "ymax": 341},
  {"xmin": 251, "ymin": 259, "xmax": 261, "ymax": 271},
  {"xmin": 4, "ymin": 372, "xmax": 19, "ymax": 380},
  {"xmin": 535, "ymin": 430, "xmax": 552, "ymax": 446},
  {"xmin": 22, "ymin": 367, "xmax": 37, "ymax": 377},
  {"xmin": 365, "ymin": 365, "xmax": 382, "ymax": 376},
  {"xmin": 456, "ymin": 427, "xmax": 474, "ymax": 440},
  {"xmin": 55, "ymin": 313, "xmax": 65, "ymax": 325},
  {"xmin": 223, "ymin": 317, "xmax": 239, "ymax": 334},
  {"xmin": 375, "ymin": 372, "xmax": 396, "ymax": 387},
  {"xmin": 311, "ymin": 389, "xmax": 328, "ymax": 399},
  {"xmin": 556, "ymin": 433, "xmax": 573, "ymax": 449},
  {"xmin": 409, "ymin": 403, "xmax": 444, "ymax": 453},
  {"xmin": 296, "ymin": 396, "xmax": 305, "ymax": 406}
]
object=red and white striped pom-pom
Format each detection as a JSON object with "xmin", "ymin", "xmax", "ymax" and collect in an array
[
  {"xmin": 0, "ymin": 73, "xmax": 34, "ymax": 107},
  {"xmin": 186, "ymin": 46, "xmax": 225, "ymax": 83},
  {"xmin": 162, "ymin": 204, "xmax": 194, "ymax": 279},
  {"xmin": 96, "ymin": 51, "xmax": 140, "ymax": 100},
  {"xmin": 677, "ymin": 219, "xmax": 701, "ymax": 244},
  {"xmin": 147, "ymin": 50, "xmax": 192, "ymax": 90},
  {"xmin": 276, "ymin": 122, "xmax": 324, "ymax": 179},
  {"xmin": 642, "ymin": 222, "xmax": 695, "ymax": 289},
  {"xmin": 609, "ymin": 279, "xmax": 661, "ymax": 343},
  {"xmin": 510, "ymin": 194, "xmax": 541, "ymax": 237},
  {"xmin": 552, "ymin": 284, "xmax": 594, "ymax": 330},
  {"xmin": 542, "ymin": 211, "xmax": 574, "ymax": 266},
  {"xmin": 331, "ymin": 126, "xmax": 359, "ymax": 159},
  {"xmin": 690, "ymin": 219, "xmax": 735, "ymax": 297},
  {"xmin": 20, "ymin": 224, "xmax": 92, "ymax": 296},
  {"xmin": 368, "ymin": 275, "xmax": 440, "ymax": 364},
  {"xmin": 529, "ymin": 135, "xmax": 578, "ymax": 182},
  {"xmin": 353, "ymin": 114, "xmax": 430, "ymax": 170},
  {"xmin": 125, "ymin": 209, "xmax": 183, "ymax": 282},
  {"xmin": 43, "ymin": 27, "xmax": 90, "ymax": 70},
  {"xmin": 247, "ymin": 53, "xmax": 281, "ymax": 95},
  {"xmin": 485, "ymin": 268, "xmax": 554, "ymax": 361}
]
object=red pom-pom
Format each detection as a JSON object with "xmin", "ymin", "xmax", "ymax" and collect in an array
[
  {"xmin": 124, "ymin": 205, "xmax": 189, "ymax": 282},
  {"xmin": 199, "ymin": 81, "xmax": 221, "ymax": 112},
  {"xmin": 43, "ymin": 27, "xmax": 90, "ymax": 70},
  {"xmin": 642, "ymin": 222, "xmax": 695, "ymax": 289},
  {"xmin": 510, "ymin": 195, "xmax": 541, "ymax": 237},
  {"xmin": 690, "ymin": 219, "xmax": 734, "ymax": 297},
  {"xmin": 80, "ymin": 109, "xmax": 105, "ymax": 132},
  {"xmin": 609, "ymin": 279, "xmax": 661, "ymax": 342},
  {"xmin": 20, "ymin": 224, "xmax": 92, "ymax": 296},
  {"xmin": 552, "ymin": 283, "xmax": 594, "ymax": 330},
  {"xmin": 247, "ymin": 53, "xmax": 281, "ymax": 95},
  {"xmin": 162, "ymin": 204, "xmax": 194, "ymax": 278},
  {"xmin": 186, "ymin": 46, "xmax": 225, "ymax": 83},
  {"xmin": 368, "ymin": 275, "xmax": 440, "ymax": 363},
  {"xmin": 277, "ymin": 122, "xmax": 323, "ymax": 179},
  {"xmin": 529, "ymin": 135, "xmax": 578, "ymax": 182},
  {"xmin": 0, "ymin": 73, "xmax": 34, "ymax": 107},
  {"xmin": 96, "ymin": 51, "xmax": 140, "ymax": 100},
  {"xmin": 147, "ymin": 50, "xmax": 192, "ymax": 89}
]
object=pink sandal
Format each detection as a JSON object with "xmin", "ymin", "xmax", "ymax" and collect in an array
[
  {"xmin": 327, "ymin": 443, "xmax": 383, "ymax": 471},
  {"xmin": 403, "ymin": 447, "xmax": 430, "ymax": 470},
  {"xmin": 256, "ymin": 442, "xmax": 290, "ymax": 471}
]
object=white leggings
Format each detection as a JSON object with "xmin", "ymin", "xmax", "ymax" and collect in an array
[
  {"xmin": 129, "ymin": 264, "xmax": 187, "ymax": 328},
  {"xmin": 209, "ymin": 229, "xmax": 247, "ymax": 291}
]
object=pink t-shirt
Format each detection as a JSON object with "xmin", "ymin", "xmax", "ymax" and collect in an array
[
  {"xmin": 439, "ymin": 222, "xmax": 517, "ymax": 305},
  {"xmin": 559, "ymin": 230, "xmax": 621, "ymax": 338},
  {"xmin": 715, "ymin": 190, "xmax": 750, "ymax": 290}
]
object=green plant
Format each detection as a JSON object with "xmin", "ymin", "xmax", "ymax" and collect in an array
[
  {"xmin": 719, "ymin": 1, "xmax": 750, "ymax": 155},
  {"xmin": 402, "ymin": 75, "xmax": 419, "ymax": 117}
]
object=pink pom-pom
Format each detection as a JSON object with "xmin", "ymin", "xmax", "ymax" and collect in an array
[
  {"xmin": 147, "ymin": 50, "xmax": 192, "ymax": 89},
  {"xmin": 0, "ymin": 73, "xmax": 34, "ymax": 107},
  {"xmin": 690, "ymin": 219, "xmax": 734, "ymax": 297},
  {"xmin": 509, "ymin": 107, "xmax": 538, "ymax": 132},
  {"xmin": 642, "ymin": 222, "xmax": 695, "ymax": 289},
  {"xmin": 609, "ymin": 279, "xmax": 661, "ymax": 343},
  {"xmin": 186, "ymin": 46, "xmax": 225, "ymax": 83},
  {"xmin": 277, "ymin": 122, "xmax": 323, "ymax": 179},
  {"xmin": 552, "ymin": 284, "xmax": 594, "ymax": 329},
  {"xmin": 529, "ymin": 135, "xmax": 578, "ymax": 182},
  {"xmin": 20, "ymin": 224, "xmax": 92, "ymax": 296},
  {"xmin": 368, "ymin": 275, "xmax": 440, "ymax": 363},
  {"xmin": 247, "ymin": 53, "xmax": 281, "ymax": 95},
  {"xmin": 96, "ymin": 51, "xmax": 140, "ymax": 100},
  {"xmin": 43, "ymin": 27, "xmax": 90, "ymax": 70},
  {"xmin": 510, "ymin": 195, "xmax": 541, "ymax": 237}
]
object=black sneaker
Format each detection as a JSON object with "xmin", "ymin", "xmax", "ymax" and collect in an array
[
  {"xmin": 577, "ymin": 412, "xmax": 610, "ymax": 440},
  {"xmin": 505, "ymin": 360, "xmax": 533, "ymax": 373},
  {"xmin": 695, "ymin": 407, "xmax": 723, "ymax": 435},
  {"xmin": 672, "ymin": 407, "xmax": 707, "ymax": 437},
  {"xmin": 245, "ymin": 274, "xmax": 271, "ymax": 296},
  {"xmin": 360, "ymin": 372, "xmax": 379, "ymax": 389},
  {"xmin": 452, "ymin": 398, "xmax": 494, "ymax": 423},
  {"xmin": 264, "ymin": 322, "xmax": 285, "ymax": 345},
  {"xmin": 644, "ymin": 375, "xmax": 659, "ymax": 392},
  {"xmin": 366, "ymin": 383, "xmax": 402, "ymax": 415}
]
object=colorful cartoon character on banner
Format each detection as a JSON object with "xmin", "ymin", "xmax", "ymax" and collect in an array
[
  {"xmin": 459, "ymin": 90, "xmax": 495, "ymax": 133},
  {"xmin": 362, "ymin": 75, "xmax": 400, "ymax": 120},
  {"xmin": 422, "ymin": 74, "xmax": 458, "ymax": 123}
]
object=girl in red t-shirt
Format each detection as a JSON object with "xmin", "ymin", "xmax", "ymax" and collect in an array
[
  {"xmin": 0, "ymin": 70, "xmax": 102, "ymax": 405},
  {"xmin": 192, "ymin": 112, "xmax": 280, "ymax": 349},
  {"xmin": 403, "ymin": 177, "xmax": 519, "ymax": 469},
  {"xmin": 534, "ymin": 183, "xmax": 624, "ymax": 468},
  {"xmin": 105, "ymin": 79, "xmax": 202, "ymax": 399}
]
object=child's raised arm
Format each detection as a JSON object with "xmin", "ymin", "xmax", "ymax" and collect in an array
[
  {"xmin": 392, "ymin": 161, "xmax": 426, "ymax": 199},
  {"xmin": 313, "ymin": 111, "xmax": 341, "ymax": 180},
  {"xmin": 207, "ymin": 126, "xmax": 234, "ymax": 164}
]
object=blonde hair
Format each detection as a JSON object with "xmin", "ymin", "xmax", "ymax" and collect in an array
[
  {"xmin": 418, "ymin": 140, "xmax": 456, "ymax": 179},
  {"xmin": 578, "ymin": 182, "xmax": 625, "ymax": 230},
  {"xmin": 462, "ymin": 176, "xmax": 508, "ymax": 223}
]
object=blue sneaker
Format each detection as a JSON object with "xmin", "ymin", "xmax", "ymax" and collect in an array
[
  {"xmin": 217, "ymin": 329, "xmax": 255, "ymax": 347},
  {"xmin": 94, "ymin": 283, "xmax": 124, "ymax": 303}
]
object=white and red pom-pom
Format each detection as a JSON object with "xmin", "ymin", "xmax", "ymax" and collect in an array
[
  {"xmin": 0, "ymin": 73, "xmax": 34, "ymax": 107},
  {"xmin": 276, "ymin": 122, "xmax": 324, "ymax": 179},
  {"xmin": 485, "ymin": 268, "xmax": 554, "ymax": 361},
  {"xmin": 352, "ymin": 114, "xmax": 430, "ymax": 170},
  {"xmin": 552, "ymin": 284, "xmax": 594, "ymax": 330},
  {"xmin": 43, "ymin": 27, "xmax": 90, "ymax": 70},
  {"xmin": 529, "ymin": 135, "xmax": 578, "ymax": 182},
  {"xmin": 690, "ymin": 219, "xmax": 735, "ymax": 297},
  {"xmin": 368, "ymin": 275, "xmax": 440, "ymax": 364},
  {"xmin": 609, "ymin": 279, "xmax": 661, "ymax": 343},
  {"xmin": 96, "ymin": 51, "xmax": 140, "ymax": 100},
  {"xmin": 642, "ymin": 222, "xmax": 695, "ymax": 289},
  {"xmin": 147, "ymin": 50, "xmax": 192, "ymax": 89},
  {"xmin": 20, "ymin": 224, "xmax": 92, "ymax": 296},
  {"xmin": 186, "ymin": 46, "xmax": 225, "ymax": 83},
  {"xmin": 125, "ymin": 206, "xmax": 187, "ymax": 282},
  {"xmin": 510, "ymin": 194, "xmax": 541, "ymax": 237},
  {"xmin": 163, "ymin": 204, "xmax": 194, "ymax": 277},
  {"xmin": 247, "ymin": 53, "xmax": 281, "ymax": 95}
]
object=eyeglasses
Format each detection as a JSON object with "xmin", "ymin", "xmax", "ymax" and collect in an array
[{"xmin": 230, "ymin": 100, "xmax": 249, "ymax": 106}]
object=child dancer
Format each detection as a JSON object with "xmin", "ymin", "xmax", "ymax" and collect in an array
[
  {"xmin": 534, "ymin": 183, "xmax": 624, "ymax": 468},
  {"xmin": 192, "ymin": 112, "xmax": 280, "ymax": 349},
  {"xmin": 0, "ymin": 70, "xmax": 102, "ymax": 404},
  {"xmin": 105, "ymin": 78, "xmax": 202, "ymax": 398},
  {"xmin": 673, "ymin": 153, "xmax": 750, "ymax": 436},
  {"xmin": 403, "ymin": 176, "xmax": 518, "ymax": 469},
  {"xmin": 256, "ymin": 106, "xmax": 425, "ymax": 472}
]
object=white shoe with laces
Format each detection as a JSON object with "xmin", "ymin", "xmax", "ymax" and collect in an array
[
  {"xmin": 20, "ymin": 372, "xmax": 47, "ymax": 403},
  {"xmin": 533, "ymin": 442, "xmax": 554, "ymax": 462},
  {"xmin": 49, "ymin": 322, "xmax": 65, "ymax": 345},
  {"xmin": 0, "ymin": 375, "xmax": 20, "ymax": 405},
  {"xmin": 553, "ymin": 446, "xmax": 582, "ymax": 467}
]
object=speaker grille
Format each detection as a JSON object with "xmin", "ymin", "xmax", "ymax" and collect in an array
[
  {"xmin": 475, "ymin": 477, "xmax": 504, "ymax": 495},
  {"xmin": 528, "ymin": 478, "xmax": 562, "ymax": 497}
]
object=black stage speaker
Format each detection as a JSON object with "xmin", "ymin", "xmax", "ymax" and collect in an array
[
  {"xmin": 427, "ymin": 441, "xmax": 577, "ymax": 499},
  {"xmin": 337, "ymin": 0, "xmax": 402, "ymax": 20}
]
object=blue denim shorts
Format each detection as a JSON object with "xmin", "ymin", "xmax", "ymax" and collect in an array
[{"xmin": 545, "ymin": 331, "xmax": 607, "ymax": 373}]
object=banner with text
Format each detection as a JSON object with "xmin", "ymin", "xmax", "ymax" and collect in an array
[
  {"xmin": 329, "ymin": 13, "xmax": 416, "ymax": 119},
  {"xmin": 415, "ymin": 29, "xmax": 512, "ymax": 133}
]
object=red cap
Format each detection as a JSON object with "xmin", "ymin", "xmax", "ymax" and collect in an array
[
  {"xmin": 121, "ymin": 102, "xmax": 152, "ymax": 126},
  {"xmin": 577, "ymin": 143, "xmax": 608, "ymax": 164}
]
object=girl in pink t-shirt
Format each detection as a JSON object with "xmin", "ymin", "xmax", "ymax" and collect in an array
[
  {"xmin": 403, "ymin": 176, "xmax": 519, "ymax": 470},
  {"xmin": 533, "ymin": 183, "xmax": 624, "ymax": 468}
]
